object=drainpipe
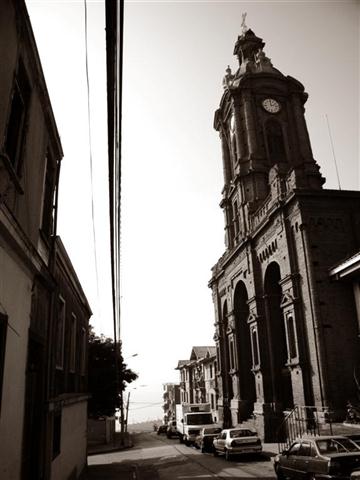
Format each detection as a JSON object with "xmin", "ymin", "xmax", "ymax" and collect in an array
[{"xmin": 299, "ymin": 224, "xmax": 327, "ymax": 408}]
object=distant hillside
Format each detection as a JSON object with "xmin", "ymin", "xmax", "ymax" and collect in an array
[{"xmin": 127, "ymin": 418, "xmax": 163, "ymax": 433}]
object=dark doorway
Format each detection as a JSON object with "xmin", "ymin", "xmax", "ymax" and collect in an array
[
  {"xmin": 234, "ymin": 281, "xmax": 256, "ymax": 419},
  {"xmin": 264, "ymin": 262, "xmax": 294, "ymax": 409},
  {"xmin": 22, "ymin": 336, "xmax": 45, "ymax": 480}
]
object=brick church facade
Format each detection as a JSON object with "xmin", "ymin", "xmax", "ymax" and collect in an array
[{"xmin": 209, "ymin": 27, "xmax": 360, "ymax": 440}]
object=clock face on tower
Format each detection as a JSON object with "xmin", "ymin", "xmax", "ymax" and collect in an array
[{"xmin": 262, "ymin": 98, "xmax": 281, "ymax": 113}]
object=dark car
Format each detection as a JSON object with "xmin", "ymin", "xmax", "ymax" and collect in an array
[
  {"xmin": 166, "ymin": 420, "xmax": 178, "ymax": 438},
  {"xmin": 274, "ymin": 435, "xmax": 360, "ymax": 480},
  {"xmin": 194, "ymin": 427, "xmax": 222, "ymax": 452},
  {"xmin": 347, "ymin": 435, "xmax": 360, "ymax": 448},
  {"xmin": 156, "ymin": 424, "xmax": 168, "ymax": 435}
]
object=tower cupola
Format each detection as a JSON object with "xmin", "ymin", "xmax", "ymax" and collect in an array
[{"xmin": 214, "ymin": 25, "xmax": 325, "ymax": 249}]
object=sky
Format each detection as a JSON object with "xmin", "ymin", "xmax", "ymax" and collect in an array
[{"xmin": 26, "ymin": 0, "xmax": 359, "ymax": 423}]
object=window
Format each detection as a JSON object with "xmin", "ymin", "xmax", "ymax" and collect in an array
[
  {"xmin": 80, "ymin": 327, "xmax": 87, "ymax": 376},
  {"xmin": 231, "ymin": 133, "xmax": 237, "ymax": 165},
  {"xmin": 69, "ymin": 313, "xmax": 77, "ymax": 373},
  {"xmin": 229, "ymin": 337, "xmax": 235, "ymax": 370},
  {"xmin": 41, "ymin": 151, "xmax": 56, "ymax": 238},
  {"xmin": 266, "ymin": 120, "xmax": 286, "ymax": 164},
  {"xmin": 5, "ymin": 59, "xmax": 31, "ymax": 175},
  {"xmin": 0, "ymin": 314, "xmax": 8, "ymax": 413},
  {"xmin": 210, "ymin": 364, "xmax": 213, "ymax": 379},
  {"xmin": 55, "ymin": 296, "xmax": 65, "ymax": 369},
  {"xmin": 52, "ymin": 411, "xmax": 62, "ymax": 459},
  {"xmin": 210, "ymin": 393, "xmax": 215, "ymax": 410},
  {"xmin": 288, "ymin": 442, "xmax": 301, "ymax": 456},
  {"xmin": 250, "ymin": 326, "xmax": 260, "ymax": 367},
  {"xmin": 299, "ymin": 442, "xmax": 313, "ymax": 457},
  {"xmin": 233, "ymin": 201, "xmax": 239, "ymax": 238},
  {"xmin": 216, "ymin": 346, "xmax": 221, "ymax": 372},
  {"xmin": 286, "ymin": 315, "xmax": 298, "ymax": 360}
]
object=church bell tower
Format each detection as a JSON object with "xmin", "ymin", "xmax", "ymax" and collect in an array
[{"xmin": 214, "ymin": 27, "xmax": 324, "ymax": 249}]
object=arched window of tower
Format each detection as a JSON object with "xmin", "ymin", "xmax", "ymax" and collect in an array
[
  {"xmin": 265, "ymin": 119, "xmax": 287, "ymax": 164},
  {"xmin": 231, "ymin": 132, "xmax": 238, "ymax": 169}
]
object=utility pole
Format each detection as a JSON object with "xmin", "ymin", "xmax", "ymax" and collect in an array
[
  {"xmin": 119, "ymin": 349, "xmax": 125, "ymax": 446},
  {"xmin": 125, "ymin": 391, "xmax": 131, "ymax": 434}
]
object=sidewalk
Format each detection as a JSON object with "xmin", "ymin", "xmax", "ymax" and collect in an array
[
  {"xmin": 263, "ymin": 443, "xmax": 279, "ymax": 456},
  {"xmin": 87, "ymin": 431, "xmax": 133, "ymax": 456}
]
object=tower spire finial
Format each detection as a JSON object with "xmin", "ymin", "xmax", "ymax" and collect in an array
[{"xmin": 241, "ymin": 12, "xmax": 248, "ymax": 35}]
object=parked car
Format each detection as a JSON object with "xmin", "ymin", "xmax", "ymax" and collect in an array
[
  {"xmin": 194, "ymin": 427, "xmax": 222, "ymax": 452},
  {"xmin": 274, "ymin": 436, "xmax": 360, "ymax": 480},
  {"xmin": 213, "ymin": 428, "xmax": 262, "ymax": 460},
  {"xmin": 167, "ymin": 420, "xmax": 178, "ymax": 438},
  {"xmin": 156, "ymin": 424, "xmax": 168, "ymax": 435},
  {"xmin": 347, "ymin": 434, "xmax": 360, "ymax": 447}
]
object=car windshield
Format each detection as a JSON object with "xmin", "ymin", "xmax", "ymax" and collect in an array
[
  {"xmin": 203, "ymin": 428, "xmax": 221, "ymax": 435},
  {"xmin": 186, "ymin": 413, "xmax": 213, "ymax": 425},
  {"xmin": 316, "ymin": 438, "xmax": 360, "ymax": 454},
  {"xmin": 230, "ymin": 429, "xmax": 256, "ymax": 438}
]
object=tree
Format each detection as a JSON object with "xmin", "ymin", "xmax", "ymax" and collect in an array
[{"xmin": 87, "ymin": 327, "xmax": 138, "ymax": 418}]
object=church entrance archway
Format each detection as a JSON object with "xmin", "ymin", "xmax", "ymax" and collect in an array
[
  {"xmin": 264, "ymin": 262, "xmax": 294, "ymax": 410},
  {"xmin": 234, "ymin": 281, "xmax": 255, "ymax": 419}
]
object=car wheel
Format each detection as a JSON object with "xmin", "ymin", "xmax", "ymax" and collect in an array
[
  {"xmin": 275, "ymin": 464, "xmax": 285, "ymax": 480},
  {"xmin": 213, "ymin": 448, "xmax": 218, "ymax": 457},
  {"xmin": 179, "ymin": 435, "xmax": 184, "ymax": 444},
  {"xmin": 225, "ymin": 449, "xmax": 231, "ymax": 461}
]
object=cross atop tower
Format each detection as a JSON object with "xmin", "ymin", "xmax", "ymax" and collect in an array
[{"xmin": 241, "ymin": 12, "xmax": 248, "ymax": 35}]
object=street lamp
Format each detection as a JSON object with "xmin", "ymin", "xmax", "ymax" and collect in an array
[{"xmin": 124, "ymin": 353, "xmax": 138, "ymax": 359}]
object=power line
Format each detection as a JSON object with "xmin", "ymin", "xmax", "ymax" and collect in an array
[
  {"xmin": 83, "ymin": 0, "xmax": 101, "ymax": 327},
  {"xmin": 325, "ymin": 113, "xmax": 341, "ymax": 190},
  {"xmin": 129, "ymin": 403, "xmax": 164, "ymax": 411}
]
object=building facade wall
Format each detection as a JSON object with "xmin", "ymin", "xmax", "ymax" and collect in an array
[
  {"xmin": 0, "ymin": 245, "xmax": 32, "ymax": 480},
  {"xmin": 48, "ymin": 239, "xmax": 91, "ymax": 480},
  {"xmin": 211, "ymin": 191, "xmax": 360, "ymax": 437},
  {"xmin": 0, "ymin": 2, "xmax": 90, "ymax": 479},
  {"xmin": 50, "ymin": 400, "xmax": 87, "ymax": 480},
  {"xmin": 210, "ymin": 28, "xmax": 360, "ymax": 440}
]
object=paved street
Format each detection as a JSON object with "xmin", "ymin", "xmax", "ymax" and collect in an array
[{"xmin": 87, "ymin": 431, "xmax": 278, "ymax": 479}]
